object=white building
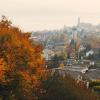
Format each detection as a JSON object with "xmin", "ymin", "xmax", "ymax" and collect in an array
[
  {"xmin": 43, "ymin": 49, "xmax": 55, "ymax": 60},
  {"xmin": 86, "ymin": 50, "xmax": 94, "ymax": 57},
  {"xmin": 78, "ymin": 45, "xmax": 86, "ymax": 52}
]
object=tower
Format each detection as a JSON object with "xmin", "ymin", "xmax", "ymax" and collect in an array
[
  {"xmin": 78, "ymin": 17, "xmax": 80, "ymax": 26},
  {"xmin": 72, "ymin": 28, "xmax": 78, "ymax": 40}
]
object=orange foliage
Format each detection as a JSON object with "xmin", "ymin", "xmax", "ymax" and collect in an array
[
  {"xmin": 0, "ymin": 16, "xmax": 47, "ymax": 99},
  {"xmin": 0, "ymin": 58, "xmax": 6, "ymax": 82}
]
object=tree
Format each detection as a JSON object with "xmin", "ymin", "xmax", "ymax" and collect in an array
[
  {"xmin": 39, "ymin": 72, "xmax": 99, "ymax": 100},
  {"xmin": 0, "ymin": 16, "xmax": 46, "ymax": 100},
  {"xmin": 50, "ymin": 54, "xmax": 60, "ymax": 68}
]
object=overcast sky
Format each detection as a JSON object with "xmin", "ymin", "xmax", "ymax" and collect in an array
[{"xmin": 0, "ymin": 0, "xmax": 100, "ymax": 31}]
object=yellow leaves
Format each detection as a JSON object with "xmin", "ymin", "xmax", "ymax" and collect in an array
[
  {"xmin": 0, "ymin": 58, "xmax": 6, "ymax": 82},
  {"xmin": 0, "ymin": 17, "xmax": 47, "ymax": 99},
  {"xmin": 37, "ymin": 56, "xmax": 43, "ymax": 65},
  {"xmin": 20, "ymin": 71, "xmax": 31, "ymax": 81},
  {"xmin": 59, "ymin": 63, "xmax": 64, "ymax": 68},
  {"xmin": 19, "ymin": 70, "xmax": 40, "ymax": 90}
]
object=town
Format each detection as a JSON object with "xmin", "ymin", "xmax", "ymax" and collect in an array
[
  {"xmin": 0, "ymin": 0, "xmax": 100, "ymax": 99},
  {"xmin": 32, "ymin": 18, "xmax": 100, "ymax": 94}
]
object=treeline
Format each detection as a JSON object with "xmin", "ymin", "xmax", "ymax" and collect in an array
[
  {"xmin": 40, "ymin": 73, "xmax": 100, "ymax": 100},
  {"xmin": 0, "ymin": 16, "xmax": 99, "ymax": 100}
]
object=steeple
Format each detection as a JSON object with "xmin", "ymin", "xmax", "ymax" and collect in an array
[{"xmin": 78, "ymin": 17, "xmax": 80, "ymax": 26}]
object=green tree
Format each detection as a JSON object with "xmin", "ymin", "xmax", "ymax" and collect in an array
[{"xmin": 50, "ymin": 54, "xmax": 60, "ymax": 68}]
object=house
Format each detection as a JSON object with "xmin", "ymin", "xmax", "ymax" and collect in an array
[
  {"xmin": 86, "ymin": 50, "xmax": 94, "ymax": 57},
  {"xmin": 78, "ymin": 45, "xmax": 85, "ymax": 52},
  {"xmin": 43, "ymin": 49, "xmax": 55, "ymax": 60}
]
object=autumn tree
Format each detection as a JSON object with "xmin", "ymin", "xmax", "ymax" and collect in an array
[{"xmin": 0, "ymin": 16, "xmax": 47, "ymax": 100}]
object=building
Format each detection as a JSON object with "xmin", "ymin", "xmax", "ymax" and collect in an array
[{"xmin": 43, "ymin": 49, "xmax": 55, "ymax": 60}]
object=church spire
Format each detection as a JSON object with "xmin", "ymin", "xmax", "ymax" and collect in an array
[{"xmin": 78, "ymin": 17, "xmax": 80, "ymax": 26}]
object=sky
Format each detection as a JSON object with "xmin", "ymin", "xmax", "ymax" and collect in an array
[{"xmin": 0, "ymin": 0, "xmax": 100, "ymax": 31}]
